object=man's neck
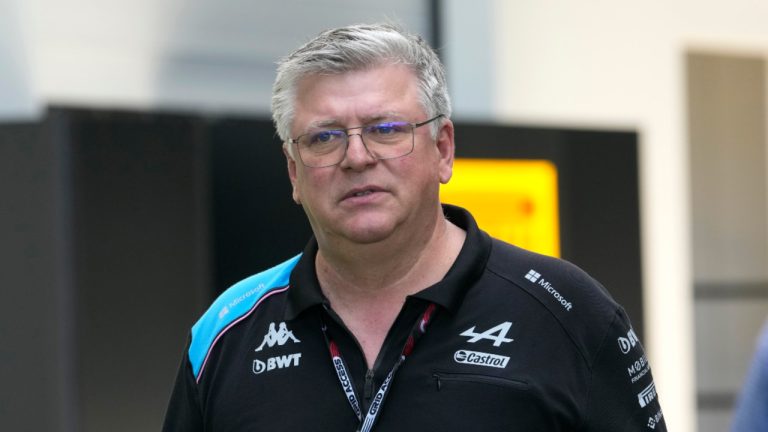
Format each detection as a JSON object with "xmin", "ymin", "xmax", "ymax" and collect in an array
[
  {"xmin": 315, "ymin": 213, "xmax": 465, "ymax": 305},
  {"xmin": 314, "ymin": 212, "xmax": 465, "ymax": 368}
]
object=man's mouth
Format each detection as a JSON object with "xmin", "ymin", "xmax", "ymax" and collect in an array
[{"xmin": 343, "ymin": 186, "xmax": 384, "ymax": 201}]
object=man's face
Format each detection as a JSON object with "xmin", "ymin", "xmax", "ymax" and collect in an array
[{"xmin": 286, "ymin": 63, "xmax": 455, "ymax": 248}]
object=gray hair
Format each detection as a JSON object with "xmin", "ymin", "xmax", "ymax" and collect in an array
[{"xmin": 271, "ymin": 23, "xmax": 451, "ymax": 144}]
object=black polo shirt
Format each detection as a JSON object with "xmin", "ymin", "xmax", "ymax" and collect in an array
[{"xmin": 163, "ymin": 205, "xmax": 666, "ymax": 431}]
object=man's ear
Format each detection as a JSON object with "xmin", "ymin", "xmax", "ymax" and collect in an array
[
  {"xmin": 435, "ymin": 119, "xmax": 455, "ymax": 184},
  {"xmin": 283, "ymin": 145, "xmax": 301, "ymax": 205}
]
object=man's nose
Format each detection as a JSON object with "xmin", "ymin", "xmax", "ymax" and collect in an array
[{"xmin": 340, "ymin": 133, "xmax": 376, "ymax": 169}]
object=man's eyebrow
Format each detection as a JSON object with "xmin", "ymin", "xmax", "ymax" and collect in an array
[
  {"xmin": 306, "ymin": 113, "xmax": 405, "ymax": 130},
  {"xmin": 307, "ymin": 119, "xmax": 343, "ymax": 129},
  {"xmin": 356, "ymin": 113, "xmax": 407, "ymax": 126}
]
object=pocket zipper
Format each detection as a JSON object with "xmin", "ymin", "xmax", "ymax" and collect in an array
[{"xmin": 432, "ymin": 372, "xmax": 530, "ymax": 391}]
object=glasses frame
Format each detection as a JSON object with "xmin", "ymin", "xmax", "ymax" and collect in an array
[{"xmin": 289, "ymin": 114, "xmax": 445, "ymax": 168}]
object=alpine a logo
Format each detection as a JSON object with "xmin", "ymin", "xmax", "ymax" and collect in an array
[
  {"xmin": 255, "ymin": 322, "xmax": 301, "ymax": 352},
  {"xmin": 460, "ymin": 322, "xmax": 514, "ymax": 346},
  {"xmin": 454, "ymin": 350, "xmax": 510, "ymax": 368},
  {"xmin": 252, "ymin": 353, "xmax": 302, "ymax": 374}
]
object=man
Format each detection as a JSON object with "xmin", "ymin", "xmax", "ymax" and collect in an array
[{"xmin": 163, "ymin": 23, "xmax": 666, "ymax": 431}]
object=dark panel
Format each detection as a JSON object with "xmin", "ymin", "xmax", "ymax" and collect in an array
[
  {"xmin": 429, "ymin": 0, "xmax": 443, "ymax": 55},
  {"xmin": 0, "ymin": 122, "xmax": 64, "ymax": 432},
  {"xmin": 54, "ymin": 108, "xmax": 211, "ymax": 432},
  {"xmin": 695, "ymin": 281, "xmax": 768, "ymax": 300},
  {"xmin": 562, "ymin": 130, "xmax": 643, "ymax": 335},
  {"xmin": 208, "ymin": 118, "xmax": 311, "ymax": 292}
]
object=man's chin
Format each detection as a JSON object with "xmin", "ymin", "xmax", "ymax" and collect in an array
[
  {"xmin": 341, "ymin": 227, "xmax": 395, "ymax": 245},
  {"xmin": 338, "ymin": 218, "xmax": 399, "ymax": 245}
]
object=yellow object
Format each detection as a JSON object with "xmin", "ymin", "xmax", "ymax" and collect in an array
[{"xmin": 440, "ymin": 159, "xmax": 560, "ymax": 257}]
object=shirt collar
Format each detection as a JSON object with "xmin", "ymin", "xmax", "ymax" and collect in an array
[
  {"xmin": 284, "ymin": 238, "xmax": 326, "ymax": 321},
  {"xmin": 284, "ymin": 204, "xmax": 491, "ymax": 320}
]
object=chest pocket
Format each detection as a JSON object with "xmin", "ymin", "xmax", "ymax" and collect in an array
[
  {"xmin": 408, "ymin": 369, "xmax": 572, "ymax": 432},
  {"xmin": 432, "ymin": 370, "xmax": 530, "ymax": 392}
]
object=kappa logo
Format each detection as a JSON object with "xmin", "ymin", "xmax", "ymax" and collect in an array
[
  {"xmin": 460, "ymin": 322, "xmax": 514, "ymax": 346},
  {"xmin": 255, "ymin": 322, "xmax": 301, "ymax": 352},
  {"xmin": 618, "ymin": 328, "xmax": 640, "ymax": 354}
]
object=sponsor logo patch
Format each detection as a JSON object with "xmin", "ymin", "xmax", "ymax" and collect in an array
[
  {"xmin": 255, "ymin": 322, "xmax": 301, "ymax": 352},
  {"xmin": 627, "ymin": 354, "xmax": 651, "ymax": 384},
  {"xmin": 618, "ymin": 328, "xmax": 640, "ymax": 354},
  {"xmin": 252, "ymin": 353, "xmax": 302, "ymax": 374},
  {"xmin": 219, "ymin": 283, "xmax": 268, "ymax": 319},
  {"xmin": 454, "ymin": 349, "xmax": 510, "ymax": 368},
  {"xmin": 647, "ymin": 408, "xmax": 664, "ymax": 429},
  {"xmin": 524, "ymin": 269, "xmax": 573, "ymax": 311},
  {"xmin": 460, "ymin": 322, "xmax": 514, "ymax": 346},
  {"xmin": 524, "ymin": 269, "xmax": 541, "ymax": 283},
  {"xmin": 637, "ymin": 381, "xmax": 657, "ymax": 408}
]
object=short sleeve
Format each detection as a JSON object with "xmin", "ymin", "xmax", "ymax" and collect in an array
[
  {"xmin": 581, "ymin": 309, "xmax": 667, "ymax": 431},
  {"xmin": 162, "ymin": 340, "xmax": 204, "ymax": 432}
]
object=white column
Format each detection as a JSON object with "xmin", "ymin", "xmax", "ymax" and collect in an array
[{"xmin": 0, "ymin": 0, "xmax": 39, "ymax": 119}]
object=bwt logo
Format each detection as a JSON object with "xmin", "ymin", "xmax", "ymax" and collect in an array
[
  {"xmin": 252, "ymin": 353, "xmax": 302, "ymax": 375},
  {"xmin": 618, "ymin": 328, "xmax": 640, "ymax": 354}
]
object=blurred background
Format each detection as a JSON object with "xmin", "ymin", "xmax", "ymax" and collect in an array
[{"xmin": 2, "ymin": 1, "xmax": 768, "ymax": 431}]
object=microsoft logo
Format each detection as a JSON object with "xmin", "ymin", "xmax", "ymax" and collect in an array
[{"xmin": 525, "ymin": 270, "xmax": 541, "ymax": 283}]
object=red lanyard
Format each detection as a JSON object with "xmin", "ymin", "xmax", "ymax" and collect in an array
[{"xmin": 321, "ymin": 303, "xmax": 437, "ymax": 432}]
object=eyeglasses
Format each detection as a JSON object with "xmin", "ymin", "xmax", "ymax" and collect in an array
[{"xmin": 289, "ymin": 114, "xmax": 444, "ymax": 168}]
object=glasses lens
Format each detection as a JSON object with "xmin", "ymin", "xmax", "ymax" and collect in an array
[
  {"xmin": 298, "ymin": 129, "xmax": 347, "ymax": 167},
  {"xmin": 362, "ymin": 121, "xmax": 414, "ymax": 159}
]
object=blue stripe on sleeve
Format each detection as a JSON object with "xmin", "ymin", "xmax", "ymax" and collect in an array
[{"xmin": 188, "ymin": 254, "xmax": 302, "ymax": 379}]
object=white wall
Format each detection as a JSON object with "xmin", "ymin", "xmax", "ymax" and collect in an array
[
  {"xmin": 490, "ymin": 4, "xmax": 693, "ymax": 430},
  {"xmin": 14, "ymin": 0, "xmax": 428, "ymax": 114}
]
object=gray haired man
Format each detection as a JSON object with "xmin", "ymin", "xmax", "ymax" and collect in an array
[{"xmin": 163, "ymin": 23, "xmax": 666, "ymax": 431}]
